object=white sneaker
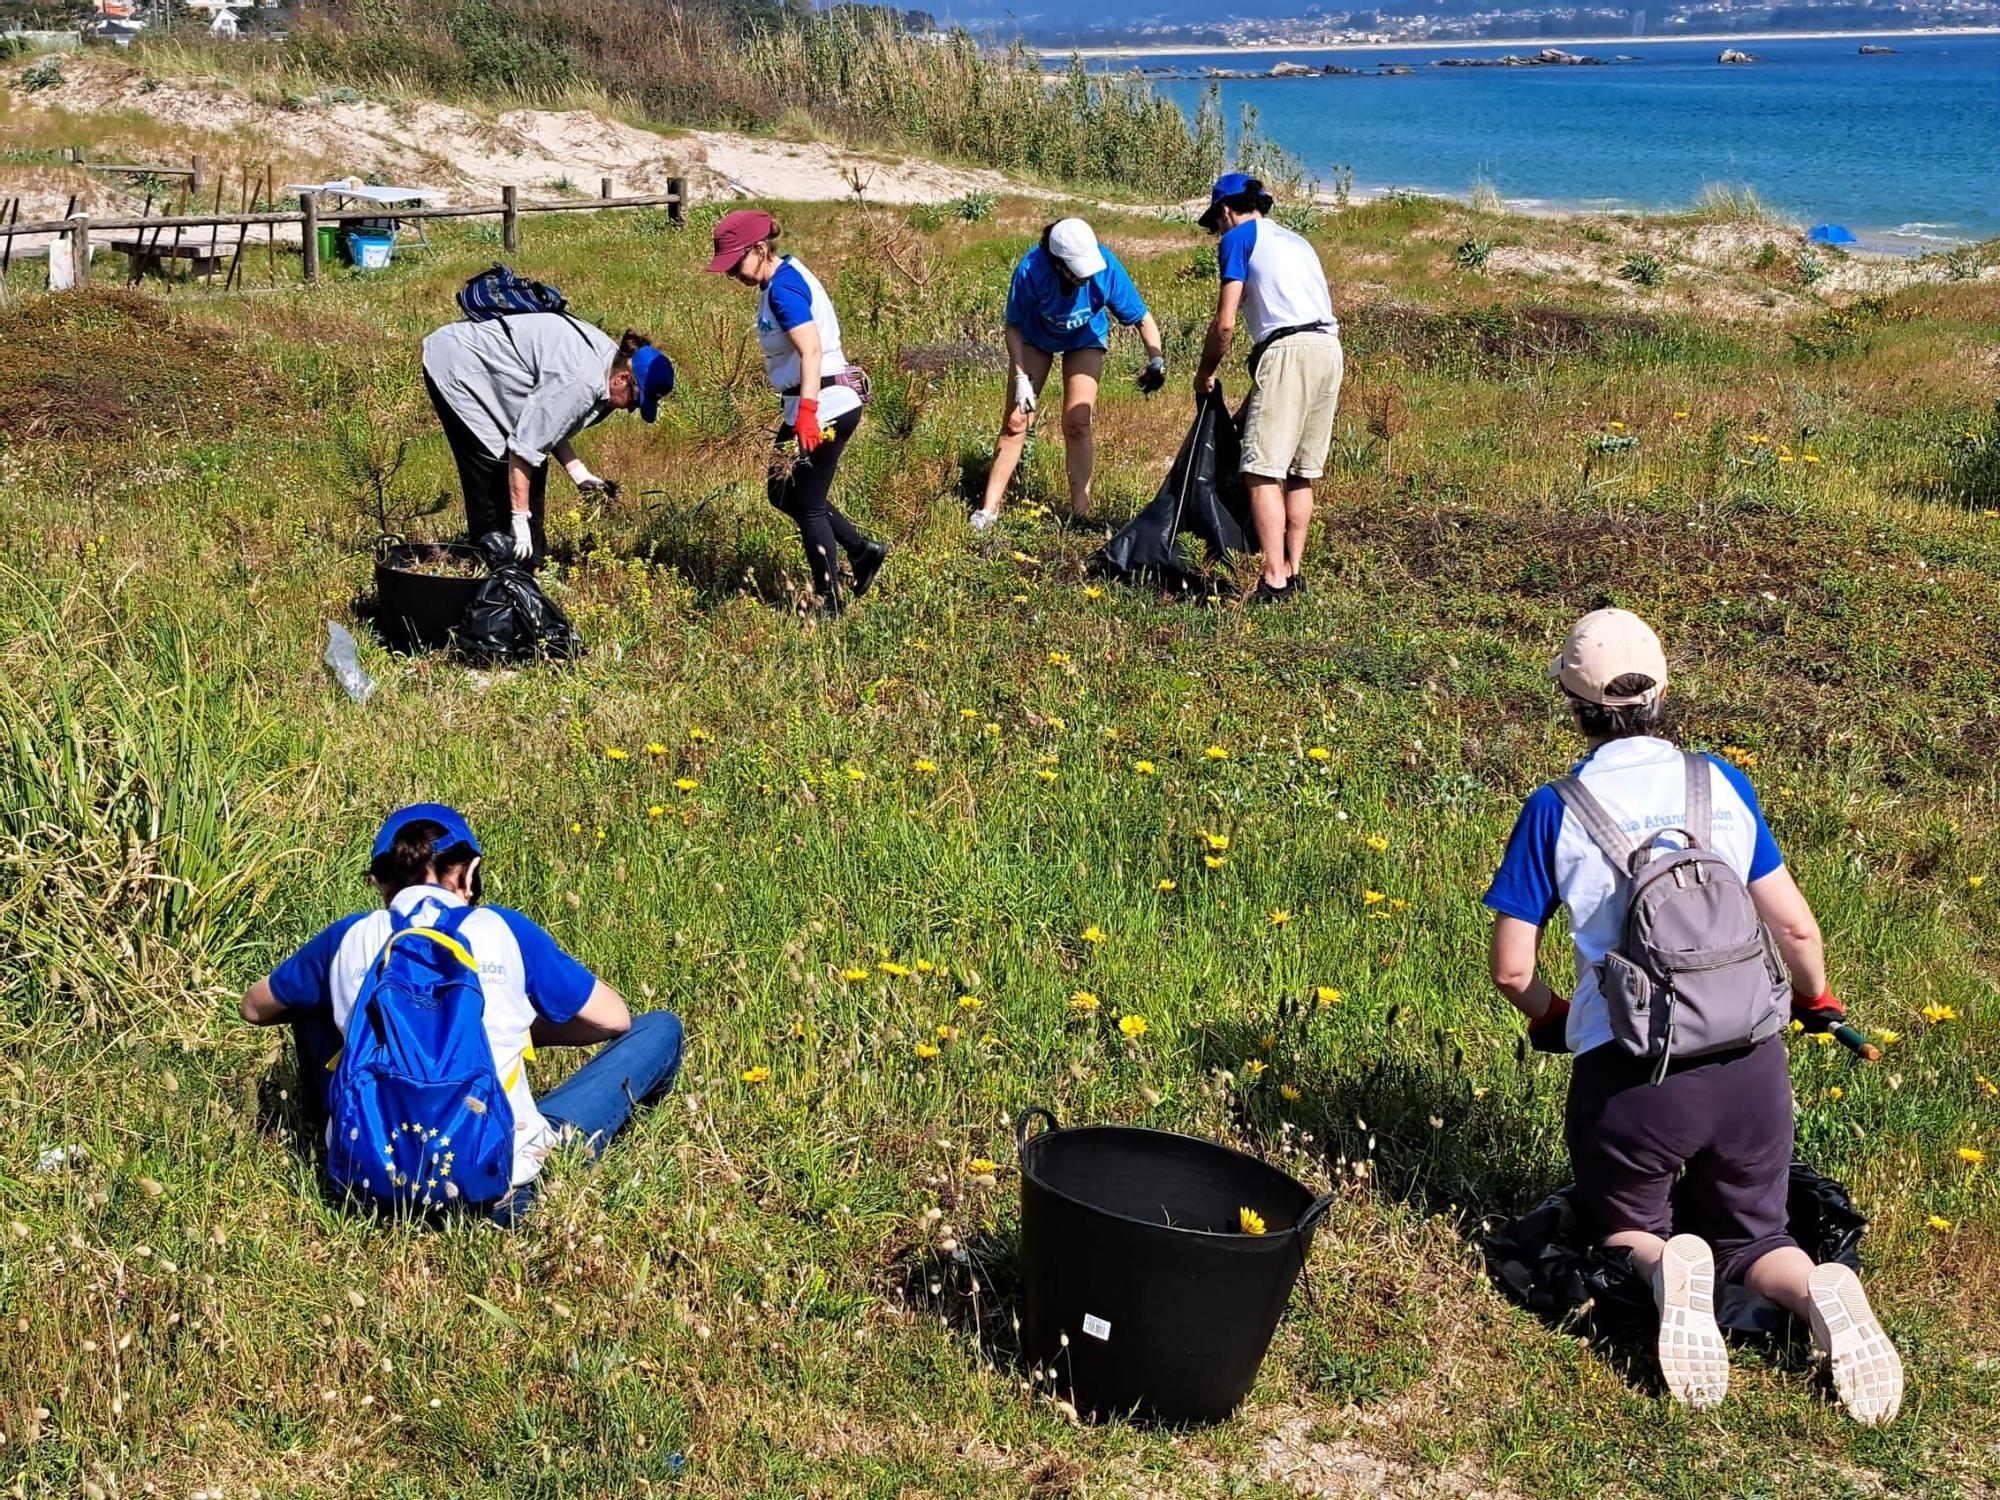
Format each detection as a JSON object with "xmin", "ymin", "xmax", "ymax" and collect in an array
[
  {"xmin": 1808, "ymin": 1262, "xmax": 1903, "ymax": 1426},
  {"xmin": 1652, "ymin": 1234, "xmax": 1730, "ymax": 1410},
  {"xmin": 969, "ymin": 509, "xmax": 998, "ymax": 532}
]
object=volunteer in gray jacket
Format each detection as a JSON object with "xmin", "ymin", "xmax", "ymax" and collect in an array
[{"xmin": 421, "ymin": 314, "xmax": 675, "ymax": 562}]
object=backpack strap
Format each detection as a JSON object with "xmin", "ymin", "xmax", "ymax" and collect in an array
[
  {"xmin": 1682, "ymin": 751, "xmax": 1713, "ymax": 848},
  {"xmin": 1552, "ymin": 773, "xmax": 1648, "ymax": 880}
]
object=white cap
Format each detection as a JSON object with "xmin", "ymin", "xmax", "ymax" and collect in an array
[
  {"xmin": 1552, "ymin": 608, "xmax": 1670, "ymax": 706},
  {"xmin": 1046, "ymin": 218, "xmax": 1107, "ymax": 280}
]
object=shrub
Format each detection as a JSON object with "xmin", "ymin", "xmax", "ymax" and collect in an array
[
  {"xmin": 1795, "ymin": 250, "xmax": 1829, "ymax": 286},
  {"xmin": 952, "ymin": 189, "xmax": 996, "ymax": 224},
  {"xmin": 1618, "ymin": 253, "xmax": 1665, "ymax": 288},
  {"xmin": 17, "ymin": 55, "xmax": 63, "ymax": 92},
  {"xmin": 1451, "ymin": 239, "xmax": 1492, "ymax": 273}
]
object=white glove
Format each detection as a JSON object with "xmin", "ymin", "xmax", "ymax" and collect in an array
[
  {"xmin": 564, "ymin": 457, "xmax": 605, "ymax": 493},
  {"xmin": 1012, "ymin": 371, "xmax": 1037, "ymax": 415},
  {"xmin": 509, "ymin": 510, "xmax": 534, "ymax": 561}
]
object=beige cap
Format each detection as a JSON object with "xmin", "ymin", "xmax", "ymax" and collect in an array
[{"xmin": 1552, "ymin": 608, "xmax": 1669, "ymax": 706}]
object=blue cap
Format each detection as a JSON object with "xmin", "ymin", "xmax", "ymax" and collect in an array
[
  {"xmin": 631, "ymin": 344, "xmax": 675, "ymax": 423},
  {"xmin": 1200, "ymin": 172, "xmax": 1262, "ymax": 231},
  {"xmin": 371, "ymin": 803, "xmax": 481, "ymax": 861}
]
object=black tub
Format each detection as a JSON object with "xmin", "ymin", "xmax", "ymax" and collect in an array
[
  {"xmin": 375, "ymin": 541, "xmax": 485, "ymax": 652},
  {"xmin": 1015, "ymin": 1107, "xmax": 1332, "ymax": 1425}
]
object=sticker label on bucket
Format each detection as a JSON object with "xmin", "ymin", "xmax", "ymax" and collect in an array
[{"xmin": 1081, "ymin": 1314, "xmax": 1111, "ymax": 1342}]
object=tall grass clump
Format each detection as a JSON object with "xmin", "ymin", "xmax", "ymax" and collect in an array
[{"xmin": 1691, "ymin": 181, "xmax": 1790, "ymax": 227}]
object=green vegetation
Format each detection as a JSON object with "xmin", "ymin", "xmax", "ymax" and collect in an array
[{"xmin": 1, "ymin": 189, "xmax": 1998, "ymax": 1499}]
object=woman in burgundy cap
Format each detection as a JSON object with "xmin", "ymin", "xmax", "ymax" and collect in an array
[{"xmin": 707, "ymin": 209, "xmax": 886, "ymax": 618}]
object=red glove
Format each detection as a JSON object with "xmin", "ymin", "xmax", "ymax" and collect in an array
[
  {"xmin": 1791, "ymin": 988, "xmax": 1846, "ymax": 1034},
  {"xmin": 794, "ymin": 398, "xmax": 822, "ymax": 455},
  {"xmin": 1528, "ymin": 992, "xmax": 1571, "ymax": 1054}
]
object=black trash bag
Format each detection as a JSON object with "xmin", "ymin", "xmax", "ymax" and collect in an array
[
  {"xmin": 1090, "ymin": 384, "xmax": 1253, "ymax": 594},
  {"xmin": 1482, "ymin": 1162, "xmax": 1866, "ymax": 1344},
  {"xmin": 456, "ymin": 532, "xmax": 585, "ymax": 663}
]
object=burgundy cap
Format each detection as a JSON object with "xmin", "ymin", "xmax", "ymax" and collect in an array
[{"xmin": 706, "ymin": 209, "xmax": 774, "ymax": 273}]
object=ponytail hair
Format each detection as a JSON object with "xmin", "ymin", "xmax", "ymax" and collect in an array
[{"xmin": 613, "ymin": 328, "xmax": 653, "ymax": 371}]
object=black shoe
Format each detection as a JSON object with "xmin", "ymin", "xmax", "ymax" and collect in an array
[
  {"xmin": 1249, "ymin": 577, "xmax": 1294, "ymax": 605},
  {"xmin": 849, "ymin": 539, "xmax": 888, "ymax": 598}
]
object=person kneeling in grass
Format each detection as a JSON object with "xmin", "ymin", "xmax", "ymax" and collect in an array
[
  {"xmin": 1483, "ymin": 608, "xmax": 1902, "ymax": 1423},
  {"xmin": 240, "ymin": 804, "xmax": 682, "ymax": 1224}
]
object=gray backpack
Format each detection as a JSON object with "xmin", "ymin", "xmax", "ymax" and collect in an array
[{"xmin": 1554, "ymin": 752, "xmax": 1790, "ymax": 1084}]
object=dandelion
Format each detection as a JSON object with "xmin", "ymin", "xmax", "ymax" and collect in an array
[
  {"xmin": 958, "ymin": 995, "xmax": 983, "ymax": 1010},
  {"xmin": 1927, "ymin": 1215, "xmax": 1953, "ymax": 1232},
  {"xmin": 1268, "ymin": 909, "xmax": 1292, "ymax": 927},
  {"xmin": 1803, "ymin": 453, "xmax": 1823, "ymax": 465},
  {"xmin": 841, "ymin": 968, "xmax": 870, "ymax": 983},
  {"xmin": 1307, "ymin": 746, "xmax": 1331, "ymax": 761},
  {"xmin": 1204, "ymin": 855, "xmax": 1227, "ymax": 870},
  {"xmin": 879, "ymin": 961, "xmax": 911, "ymax": 978},
  {"xmin": 1607, "ymin": 420, "xmax": 1626, "ymax": 432},
  {"xmin": 1156, "ymin": 879, "xmax": 1178, "ymax": 893},
  {"xmin": 1280, "ymin": 1084, "xmax": 1301, "ymax": 1102},
  {"xmin": 845, "ymin": 766, "xmax": 867, "ymax": 782},
  {"xmin": 1958, "ymin": 1147, "xmax": 1986, "ymax": 1165},
  {"xmin": 644, "ymin": 742, "xmax": 667, "ymax": 757},
  {"xmin": 689, "ymin": 726, "xmax": 710, "ymax": 743},
  {"xmin": 1037, "ymin": 769, "xmax": 1058, "ymax": 783},
  {"xmin": 1390, "ymin": 899, "xmax": 1409, "ymax": 913},
  {"xmin": 960, "ymin": 708, "xmax": 978, "ymax": 720},
  {"xmin": 604, "ymin": 747, "xmax": 629, "ymax": 761},
  {"xmin": 1201, "ymin": 831, "xmax": 1230, "ymax": 852},
  {"xmin": 647, "ymin": 805, "xmax": 664, "ymax": 819},
  {"xmin": 740, "ymin": 1066, "xmax": 770, "ymax": 1084},
  {"xmin": 1673, "ymin": 410, "xmax": 1690, "ymax": 420},
  {"xmin": 569, "ymin": 821, "xmax": 583, "ymax": 834},
  {"xmin": 936, "ymin": 1024, "xmax": 958, "ymax": 1042},
  {"xmin": 1316, "ymin": 986, "xmax": 1343, "ymax": 1006},
  {"xmin": 1238, "ymin": 1207, "xmax": 1267, "ymax": 1236},
  {"xmin": 914, "ymin": 1043, "xmax": 941, "ymax": 1060},
  {"xmin": 1011, "ymin": 593, "xmax": 1029, "ymax": 604},
  {"xmin": 1070, "ymin": 991, "xmax": 1100, "ymax": 1013},
  {"xmin": 1921, "ymin": 1002, "xmax": 1958, "ymax": 1024},
  {"xmin": 912, "ymin": 759, "xmax": 938, "ymax": 774},
  {"xmin": 674, "ymin": 778, "xmax": 699, "ymax": 792},
  {"xmin": 968, "ymin": 1158, "xmax": 999, "ymax": 1174},
  {"xmin": 1365, "ymin": 834, "xmax": 1389, "ymax": 853},
  {"xmin": 1082, "ymin": 586, "xmax": 1103, "ymax": 599},
  {"xmin": 1133, "ymin": 760, "xmax": 1156, "ymax": 775},
  {"xmin": 1082, "ymin": 925, "xmax": 1107, "ymax": 944},
  {"xmin": 1204, "ymin": 745, "xmax": 1230, "ymax": 761},
  {"xmin": 1362, "ymin": 890, "xmax": 1386, "ymax": 905},
  {"xmin": 1872, "ymin": 1029, "xmax": 1900, "ymax": 1046},
  {"xmin": 915, "ymin": 959, "xmax": 936, "ymax": 973},
  {"xmin": 983, "ymin": 722, "xmax": 1002, "ymax": 738},
  {"xmin": 1119, "ymin": 1014, "xmax": 1149, "ymax": 1039},
  {"xmin": 1047, "ymin": 716, "xmax": 1066, "ymax": 731},
  {"xmin": 1243, "ymin": 1058, "xmax": 1267, "ymax": 1078},
  {"xmin": 1828, "ymin": 1085, "xmax": 1844, "ymax": 1101},
  {"xmin": 1979, "ymin": 1076, "xmax": 1998, "ymax": 1098},
  {"xmin": 1969, "ymin": 875, "xmax": 1987, "ymax": 889},
  {"xmin": 1048, "ymin": 652, "xmax": 1070, "ymax": 666}
]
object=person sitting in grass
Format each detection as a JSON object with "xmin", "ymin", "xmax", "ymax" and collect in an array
[
  {"xmin": 1483, "ymin": 608, "xmax": 1903, "ymax": 1423},
  {"xmin": 239, "ymin": 804, "xmax": 682, "ymax": 1224}
]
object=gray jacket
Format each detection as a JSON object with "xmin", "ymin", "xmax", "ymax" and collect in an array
[{"xmin": 422, "ymin": 315, "xmax": 619, "ymax": 467}]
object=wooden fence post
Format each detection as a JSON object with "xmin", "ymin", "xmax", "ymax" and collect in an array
[
  {"xmin": 600, "ymin": 176, "xmax": 613, "ymax": 200},
  {"xmin": 667, "ymin": 176, "xmax": 686, "ymax": 227},
  {"xmin": 301, "ymin": 192, "xmax": 319, "ymax": 285},
  {"xmin": 191, "ymin": 154, "xmax": 206, "ymax": 197},
  {"xmin": 69, "ymin": 216, "xmax": 91, "ymax": 288},
  {"xmin": 501, "ymin": 185, "xmax": 519, "ymax": 252}
]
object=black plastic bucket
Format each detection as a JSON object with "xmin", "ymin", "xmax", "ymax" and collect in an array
[
  {"xmin": 1016, "ymin": 1107, "xmax": 1332, "ymax": 1425},
  {"xmin": 375, "ymin": 541, "xmax": 485, "ymax": 652}
]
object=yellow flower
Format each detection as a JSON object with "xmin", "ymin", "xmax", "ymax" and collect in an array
[
  {"xmin": 1048, "ymin": 652, "xmax": 1070, "ymax": 666},
  {"xmin": 983, "ymin": 722, "xmax": 1002, "ymax": 737},
  {"xmin": 1927, "ymin": 1215, "xmax": 1953, "ymax": 1232},
  {"xmin": 647, "ymin": 805, "xmax": 664, "ymax": 819},
  {"xmin": 936, "ymin": 1024, "xmax": 958, "ymax": 1041},
  {"xmin": 1201, "ymin": 831, "xmax": 1230, "ymax": 852},
  {"xmin": 1362, "ymin": 890, "xmax": 1386, "ymax": 905},
  {"xmin": 1082, "ymin": 924, "xmax": 1107, "ymax": 944},
  {"xmin": 914, "ymin": 1043, "xmax": 940, "ymax": 1060},
  {"xmin": 1037, "ymin": 769, "xmax": 1058, "ymax": 783},
  {"xmin": 1133, "ymin": 760, "xmax": 1156, "ymax": 775},
  {"xmin": 1204, "ymin": 855, "xmax": 1227, "ymax": 870},
  {"xmin": 1607, "ymin": 420, "xmax": 1626, "ymax": 432},
  {"xmin": 1280, "ymin": 1084, "xmax": 1301, "ymax": 1102},
  {"xmin": 1872, "ymin": 1029, "xmax": 1900, "ymax": 1046},
  {"xmin": 879, "ymin": 961, "xmax": 911, "ymax": 978},
  {"xmin": 1258, "ymin": 1033, "xmax": 1275, "ymax": 1051},
  {"xmin": 1011, "ymin": 550, "xmax": 1038, "ymax": 565},
  {"xmin": 1010, "ymin": 593, "xmax": 1029, "ymax": 604},
  {"xmin": 1268, "ymin": 909, "xmax": 1292, "ymax": 927},
  {"xmin": 1957, "ymin": 1147, "xmax": 1986, "ymax": 1166},
  {"xmin": 1238, "ymin": 1207, "xmax": 1266, "ymax": 1235},
  {"xmin": 1746, "ymin": 433, "xmax": 1771, "ymax": 445},
  {"xmin": 1969, "ymin": 875, "xmax": 1987, "ymax": 889},
  {"xmin": 674, "ymin": 777, "xmax": 699, "ymax": 791},
  {"xmin": 1828, "ymin": 1085, "xmax": 1844, "ymax": 1101},
  {"xmin": 1047, "ymin": 716, "xmax": 1066, "ymax": 731},
  {"xmin": 1389, "ymin": 899, "xmax": 1409, "ymax": 913},
  {"xmin": 845, "ymin": 766, "xmax": 867, "ymax": 782},
  {"xmin": 1672, "ymin": 410, "xmax": 1690, "ymax": 420},
  {"xmin": 958, "ymin": 995, "xmax": 983, "ymax": 1010},
  {"xmin": 968, "ymin": 1158, "xmax": 999, "ymax": 1174},
  {"xmin": 1978, "ymin": 1076, "xmax": 1998, "ymax": 1098},
  {"xmin": 1364, "ymin": 834, "xmax": 1389, "ymax": 853},
  {"xmin": 1810, "ymin": 1031, "xmax": 1834, "ymax": 1047},
  {"xmin": 1243, "ymin": 1058, "xmax": 1266, "ymax": 1078},
  {"xmin": 1803, "ymin": 453, "xmax": 1823, "ymax": 465},
  {"xmin": 740, "ymin": 1066, "xmax": 770, "ymax": 1084},
  {"xmin": 912, "ymin": 759, "xmax": 938, "ymax": 774},
  {"xmin": 1119, "ymin": 1014, "xmax": 1148, "ymax": 1039},
  {"xmin": 1307, "ymin": 746, "xmax": 1331, "ymax": 761},
  {"xmin": 569, "ymin": 821, "xmax": 583, "ymax": 834},
  {"xmin": 604, "ymin": 747, "xmax": 629, "ymax": 761},
  {"xmin": 1070, "ymin": 990, "xmax": 1100, "ymax": 1012},
  {"xmin": 1921, "ymin": 1003, "xmax": 1958, "ymax": 1024},
  {"xmin": 689, "ymin": 726, "xmax": 710, "ymax": 743},
  {"xmin": 1316, "ymin": 986, "xmax": 1343, "ymax": 1006},
  {"xmin": 644, "ymin": 742, "xmax": 667, "ymax": 757},
  {"xmin": 1082, "ymin": 586, "xmax": 1104, "ymax": 599},
  {"xmin": 960, "ymin": 708, "xmax": 978, "ymax": 720},
  {"xmin": 1156, "ymin": 879, "xmax": 1178, "ymax": 893},
  {"xmin": 915, "ymin": 959, "xmax": 936, "ymax": 973},
  {"xmin": 1204, "ymin": 745, "xmax": 1229, "ymax": 761},
  {"xmin": 841, "ymin": 968, "xmax": 870, "ymax": 983}
]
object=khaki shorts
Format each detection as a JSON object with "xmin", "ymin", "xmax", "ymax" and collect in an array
[{"xmin": 1240, "ymin": 332, "xmax": 1344, "ymax": 481}]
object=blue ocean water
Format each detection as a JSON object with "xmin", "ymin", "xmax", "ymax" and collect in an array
[{"xmin": 1108, "ymin": 35, "xmax": 2000, "ymax": 242}]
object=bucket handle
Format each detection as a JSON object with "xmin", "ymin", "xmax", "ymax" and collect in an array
[
  {"xmin": 1014, "ymin": 1106, "xmax": 1059, "ymax": 1158},
  {"xmin": 1296, "ymin": 1192, "xmax": 1337, "ymax": 1236}
]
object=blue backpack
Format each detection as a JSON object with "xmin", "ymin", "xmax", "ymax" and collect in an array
[
  {"xmin": 457, "ymin": 264, "xmax": 568, "ymax": 321},
  {"xmin": 326, "ymin": 904, "xmax": 518, "ymax": 1210}
]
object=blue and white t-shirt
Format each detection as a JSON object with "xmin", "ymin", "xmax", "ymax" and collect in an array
[
  {"xmin": 1216, "ymin": 217, "xmax": 1337, "ymax": 348},
  {"xmin": 1483, "ymin": 736, "xmax": 1785, "ymax": 1057},
  {"xmin": 267, "ymin": 884, "xmax": 597, "ymax": 1186},
  {"xmin": 1004, "ymin": 244, "xmax": 1150, "ymax": 354},
  {"xmin": 757, "ymin": 256, "xmax": 860, "ymax": 427}
]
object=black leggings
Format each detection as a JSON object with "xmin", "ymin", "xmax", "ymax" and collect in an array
[
  {"xmin": 424, "ymin": 370, "xmax": 549, "ymax": 560},
  {"xmin": 769, "ymin": 408, "xmax": 871, "ymax": 600}
]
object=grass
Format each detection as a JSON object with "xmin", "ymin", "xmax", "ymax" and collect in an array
[{"xmin": 1, "ymin": 183, "xmax": 1998, "ymax": 1500}]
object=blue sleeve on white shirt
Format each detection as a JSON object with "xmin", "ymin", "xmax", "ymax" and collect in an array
[
  {"xmin": 267, "ymin": 913, "xmax": 367, "ymax": 1011},
  {"xmin": 1484, "ymin": 785, "xmax": 1565, "ymax": 927},
  {"xmin": 492, "ymin": 907, "xmax": 597, "ymax": 1023},
  {"xmin": 1217, "ymin": 221, "xmax": 1256, "ymax": 284},
  {"xmin": 1706, "ymin": 754, "xmax": 1784, "ymax": 881},
  {"xmin": 765, "ymin": 262, "xmax": 814, "ymax": 332},
  {"xmin": 1099, "ymin": 248, "xmax": 1148, "ymax": 325}
]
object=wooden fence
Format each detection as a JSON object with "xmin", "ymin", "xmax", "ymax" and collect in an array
[{"xmin": 2, "ymin": 178, "xmax": 687, "ymax": 288}]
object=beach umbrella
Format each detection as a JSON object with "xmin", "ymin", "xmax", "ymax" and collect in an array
[{"xmin": 1808, "ymin": 224, "xmax": 1857, "ymax": 247}]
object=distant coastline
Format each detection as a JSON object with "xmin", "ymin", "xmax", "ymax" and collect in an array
[{"xmin": 1066, "ymin": 25, "xmax": 2000, "ymax": 59}]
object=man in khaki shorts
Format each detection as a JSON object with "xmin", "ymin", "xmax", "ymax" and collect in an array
[{"xmin": 1192, "ymin": 173, "xmax": 1343, "ymax": 603}]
